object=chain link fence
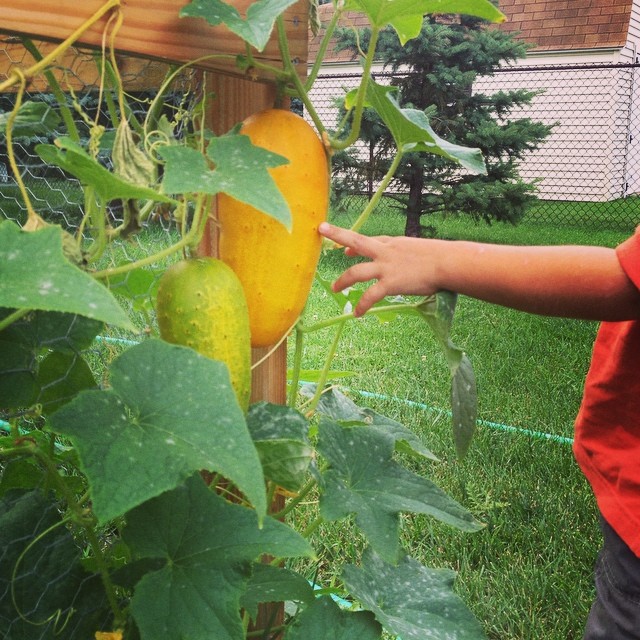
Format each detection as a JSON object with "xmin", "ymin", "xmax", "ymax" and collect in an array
[
  {"xmin": 309, "ymin": 62, "xmax": 640, "ymax": 231},
  {"xmin": 4, "ymin": 51, "xmax": 640, "ymax": 233},
  {"xmin": 0, "ymin": 37, "xmax": 197, "ymax": 232}
]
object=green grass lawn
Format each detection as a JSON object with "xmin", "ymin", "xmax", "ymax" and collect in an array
[
  {"xmin": 91, "ymin": 204, "xmax": 631, "ymax": 639},
  {"xmin": 293, "ymin": 206, "xmax": 633, "ymax": 639}
]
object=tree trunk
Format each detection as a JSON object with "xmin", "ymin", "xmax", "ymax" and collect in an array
[{"xmin": 404, "ymin": 164, "xmax": 424, "ymax": 237}]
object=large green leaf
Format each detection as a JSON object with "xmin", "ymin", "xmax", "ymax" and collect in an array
[
  {"xmin": 344, "ymin": 0, "xmax": 504, "ymax": 43},
  {"xmin": 317, "ymin": 419, "xmax": 481, "ymax": 563},
  {"xmin": 0, "ymin": 100, "xmax": 61, "ymax": 137},
  {"xmin": 48, "ymin": 339, "xmax": 267, "ymax": 523},
  {"xmin": 247, "ymin": 402, "xmax": 313, "ymax": 491},
  {"xmin": 123, "ymin": 474, "xmax": 314, "ymax": 640},
  {"xmin": 0, "ymin": 222, "xmax": 134, "ymax": 330},
  {"xmin": 180, "ymin": 0, "xmax": 298, "ymax": 51},
  {"xmin": 285, "ymin": 596, "xmax": 382, "ymax": 640},
  {"xmin": 0, "ymin": 489, "xmax": 110, "ymax": 639},
  {"xmin": 343, "ymin": 548, "xmax": 487, "ymax": 639},
  {"xmin": 303, "ymin": 384, "xmax": 438, "ymax": 461},
  {"xmin": 160, "ymin": 134, "xmax": 292, "ymax": 229},
  {"xmin": 348, "ymin": 82, "xmax": 486, "ymax": 174},
  {"xmin": 36, "ymin": 138, "xmax": 174, "ymax": 204}
]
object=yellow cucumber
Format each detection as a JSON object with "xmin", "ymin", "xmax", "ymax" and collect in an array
[
  {"xmin": 156, "ymin": 257, "xmax": 251, "ymax": 411},
  {"xmin": 218, "ymin": 108, "xmax": 330, "ymax": 348}
]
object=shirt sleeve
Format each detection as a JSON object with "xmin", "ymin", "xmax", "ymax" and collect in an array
[{"xmin": 616, "ymin": 226, "xmax": 640, "ymax": 291}]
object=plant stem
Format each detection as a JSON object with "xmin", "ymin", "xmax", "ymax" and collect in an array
[
  {"xmin": 298, "ymin": 301, "xmax": 419, "ymax": 334},
  {"xmin": 91, "ymin": 232, "xmax": 189, "ymax": 280},
  {"xmin": 303, "ymin": 319, "xmax": 347, "ymax": 414},
  {"xmin": 33, "ymin": 446, "xmax": 125, "ymax": 625},
  {"xmin": 21, "ymin": 38, "xmax": 81, "ymax": 143},
  {"xmin": 271, "ymin": 478, "xmax": 317, "ymax": 520},
  {"xmin": 4, "ymin": 74, "xmax": 40, "ymax": 227},
  {"xmin": 329, "ymin": 26, "xmax": 381, "ymax": 151},
  {"xmin": 304, "ymin": 7, "xmax": 343, "ymax": 92},
  {"xmin": 91, "ymin": 194, "xmax": 198, "ymax": 280},
  {"xmin": 301, "ymin": 515, "xmax": 324, "ymax": 539},
  {"xmin": 287, "ymin": 326, "xmax": 305, "ymax": 407},
  {"xmin": 349, "ymin": 149, "xmax": 404, "ymax": 232},
  {"xmin": 84, "ymin": 191, "xmax": 111, "ymax": 264},
  {"xmin": 0, "ymin": 308, "xmax": 30, "ymax": 332},
  {"xmin": 275, "ymin": 16, "xmax": 326, "ymax": 136}
]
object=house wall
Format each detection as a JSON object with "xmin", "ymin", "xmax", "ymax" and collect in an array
[
  {"xmin": 473, "ymin": 50, "xmax": 635, "ymax": 202},
  {"xmin": 312, "ymin": 53, "xmax": 640, "ymax": 204}
]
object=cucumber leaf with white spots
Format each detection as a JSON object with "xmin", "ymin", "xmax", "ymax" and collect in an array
[
  {"xmin": 343, "ymin": 548, "xmax": 487, "ymax": 639},
  {"xmin": 302, "ymin": 384, "xmax": 438, "ymax": 461},
  {"xmin": 48, "ymin": 339, "xmax": 267, "ymax": 523},
  {"xmin": 0, "ymin": 221, "xmax": 134, "ymax": 330},
  {"xmin": 123, "ymin": 474, "xmax": 313, "ymax": 640},
  {"xmin": 317, "ymin": 419, "xmax": 482, "ymax": 564},
  {"xmin": 159, "ymin": 134, "xmax": 291, "ymax": 229}
]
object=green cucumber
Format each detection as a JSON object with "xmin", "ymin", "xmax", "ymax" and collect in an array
[{"xmin": 156, "ymin": 257, "xmax": 251, "ymax": 411}]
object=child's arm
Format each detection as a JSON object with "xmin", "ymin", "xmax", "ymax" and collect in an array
[{"xmin": 318, "ymin": 222, "xmax": 640, "ymax": 321}]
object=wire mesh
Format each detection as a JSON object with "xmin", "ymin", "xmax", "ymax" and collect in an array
[
  {"xmin": 0, "ymin": 38, "xmax": 199, "ymax": 637},
  {"xmin": 0, "ymin": 35, "xmax": 200, "ymax": 313}
]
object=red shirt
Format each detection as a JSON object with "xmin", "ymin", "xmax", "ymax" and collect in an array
[{"xmin": 573, "ymin": 228, "xmax": 640, "ymax": 556}]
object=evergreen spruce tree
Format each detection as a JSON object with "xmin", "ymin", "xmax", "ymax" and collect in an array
[{"xmin": 332, "ymin": 14, "xmax": 553, "ymax": 237}]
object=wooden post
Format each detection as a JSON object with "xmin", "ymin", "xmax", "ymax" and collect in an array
[
  {"xmin": 0, "ymin": 0, "xmax": 307, "ymax": 81},
  {"xmin": 199, "ymin": 72, "xmax": 288, "ymax": 408},
  {"xmin": 200, "ymin": 72, "xmax": 288, "ymax": 635},
  {"xmin": 201, "ymin": 73, "xmax": 288, "ymax": 404}
]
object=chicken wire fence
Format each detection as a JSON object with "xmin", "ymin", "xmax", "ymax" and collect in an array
[
  {"xmin": 0, "ymin": 36, "xmax": 200, "ymax": 310},
  {"xmin": 308, "ymin": 63, "xmax": 640, "ymax": 232},
  {"xmin": 0, "ymin": 38, "xmax": 201, "ymax": 638}
]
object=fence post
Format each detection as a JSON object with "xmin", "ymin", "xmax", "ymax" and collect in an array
[{"xmin": 199, "ymin": 71, "xmax": 288, "ymax": 637}]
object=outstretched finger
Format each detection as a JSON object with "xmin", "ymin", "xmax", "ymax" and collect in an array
[{"xmin": 319, "ymin": 222, "xmax": 378, "ymax": 258}]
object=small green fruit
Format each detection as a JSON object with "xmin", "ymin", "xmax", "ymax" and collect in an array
[{"xmin": 156, "ymin": 257, "xmax": 252, "ymax": 411}]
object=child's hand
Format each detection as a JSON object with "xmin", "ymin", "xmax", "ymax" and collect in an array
[{"xmin": 318, "ymin": 222, "xmax": 438, "ymax": 317}]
